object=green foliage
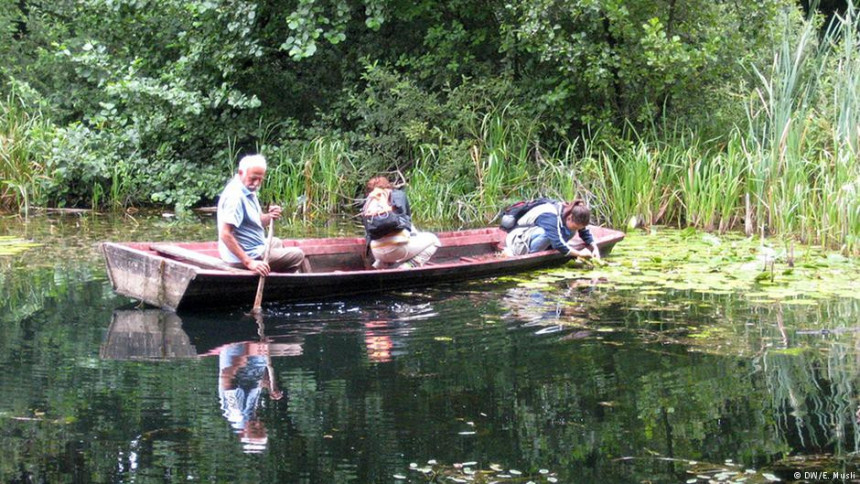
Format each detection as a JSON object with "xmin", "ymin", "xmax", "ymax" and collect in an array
[
  {"xmin": 2, "ymin": 0, "xmax": 272, "ymax": 211},
  {"xmin": 502, "ymin": 0, "xmax": 795, "ymax": 133},
  {"xmin": 281, "ymin": 0, "xmax": 360, "ymax": 59},
  {"xmin": 261, "ymin": 137, "xmax": 355, "ymax": 220},
  {"xmin": 347, "ymin": 61, "xmax": 446, "ymax": 171},
  {"xmin": 742, "ymin": 4, "xmax": 860, "ymax": 250},
  {"xmin": 0, "ymin": 85, "xmax": 54, "ymax": 215},
  {"xmin": 1, "ymin": 0, "xmax": 858, "ymax": 252}
]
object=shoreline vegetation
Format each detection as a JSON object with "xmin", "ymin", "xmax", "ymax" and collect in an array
[{"xmin": 1, "ymin": 3, "xmax": 858, "ymax": 254}]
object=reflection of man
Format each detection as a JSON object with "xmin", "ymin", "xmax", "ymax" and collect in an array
[{"xmin": 218, "ymin": 341, "xmax": 300, "ymax": 453}]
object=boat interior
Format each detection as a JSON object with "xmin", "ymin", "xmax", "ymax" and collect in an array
[{"xmin": 122, "ymin": 228, "xmax": 510, "ymax": 274}]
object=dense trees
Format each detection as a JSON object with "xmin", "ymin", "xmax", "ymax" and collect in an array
[
  {"xmin": 0, "ymin": 1, "xmax": 796, "ymax": 207},
  {"xmin": 2, "ymin": 1, "xmax": 858, "ymax": 251}
]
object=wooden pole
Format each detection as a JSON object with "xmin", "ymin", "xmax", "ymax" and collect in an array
[{"xmin": 251, "ymin": 218, "xmax": 275, "ymax": 315}]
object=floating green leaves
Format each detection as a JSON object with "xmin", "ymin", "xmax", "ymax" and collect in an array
[
  {"xmin": 0, "ymin": 236, "xmax": 40, "ymax": 256},
  {"xmin": 538, "ymin": 228, "xmax": 860, "ymax": 305}
]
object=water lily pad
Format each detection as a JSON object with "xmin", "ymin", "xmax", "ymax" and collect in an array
[
  {"xmin": 781, "ymin": 299, "xmax": 819, "ymax": 306},
  {"xmin": 0, "ymin": 237, "xmax": 41, "ymax": 256}
]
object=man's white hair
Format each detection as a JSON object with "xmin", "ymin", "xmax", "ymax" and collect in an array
[{"xmin": 238, "ymin": 154, "xmax": 267, "ymax": 172}]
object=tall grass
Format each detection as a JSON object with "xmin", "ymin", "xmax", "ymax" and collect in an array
[
  {"xmin": 470, "ymin": 105, "xmax": 535, "ymax": 215},
  {"xmin": 679, "ymin": 133, "xmax": 746, "ymax": 233},
  {"xmin": 580, "ymin": 128, "xmax": 682, "ymax": 230},
  {"xmin": 827, "ymin": 5, "xmax": 860, "ymax": 251},
  {"xmin": 538, "ymin": 139, "xmax": 584, "ymax": 202},
  {"xmin": 405, "ymin": 150, "xmax": 472, "ymax": 227},
  {"xmin": 262, "ymin": 137, "xmax": 355, "ymax": 222},
  {"xmin": 0, "ymin": 91, "xmax": 51, "ymax": 216},
  {"xmin": 742, "ymin": 4, "xmax": 860, "ymax": 251}
]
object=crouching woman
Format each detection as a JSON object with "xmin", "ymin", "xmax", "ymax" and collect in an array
[
  {"xmin": 362, "ymin": 176, "xmax": 440, "ymax": 269},
  {"xmin": 505, "ymin": 199, "xmax": 601, "ymax": 259}
]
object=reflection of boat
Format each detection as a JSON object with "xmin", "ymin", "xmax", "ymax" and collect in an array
[
  {"xmin": 101, "ymin": 309, "xmax": 309, "ymax": 360},
  {"xmin": 101, "ymin": 226, "xmax": 625, "ymax": 311},
  {"xmin": 100, "ymin": 309, "xmax": 198, "ymax": 360},
  {"xmin": 101, "ymin": 308, "xmax": 302, "ymax": 454}
]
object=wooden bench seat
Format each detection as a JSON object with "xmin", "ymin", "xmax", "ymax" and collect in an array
[{"xmin": 150, "ymin": 244, "xmax": 248, "ymax": 273}]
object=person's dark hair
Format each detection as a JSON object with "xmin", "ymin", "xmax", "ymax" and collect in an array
[
  {"xmin": 562, "ymin": 199, "xmax": 590, "ymax": 226},
  {"xmin": 366, "ymin": 176, "xmax": 392, "ymax": 194}
]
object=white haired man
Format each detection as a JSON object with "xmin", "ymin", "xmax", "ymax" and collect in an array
[{"xmin": 217, "ymin": 154, "xmax": 307, "ymax": 275}]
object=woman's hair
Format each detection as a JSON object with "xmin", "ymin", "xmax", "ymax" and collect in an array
[
  {"xmin": 366, "ymin": 176, "xmax": 392, "ymax": 194},
  {"xmin": 562, "ymin": 199, "xmax": 590, "ymax": 226}
]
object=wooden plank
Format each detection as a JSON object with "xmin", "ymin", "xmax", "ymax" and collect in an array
[
  {"xmin": 102, "ymin": 243, "xmax": 198, "ymax": 310},
  {"xmin": 150, "ymin": 244, "xmax": 248, "ymax": 274},
  {"xmin": 440, "ymin": 232, "xmax": 504, "ymax": 247}
]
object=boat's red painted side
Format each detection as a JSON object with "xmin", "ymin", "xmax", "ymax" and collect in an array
[{"xmin": 102, "ymin": 226, "xmax": 624, "ymax": 311}]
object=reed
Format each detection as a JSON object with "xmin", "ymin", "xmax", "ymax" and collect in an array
[
  {"xmin": 261, "ymin": 137, "xmax": 355, "ymax": 222},
  {"xmin": 0, "ymin": 91, "xmax": 50, "ymax": 216},
  {"xmin": 583, "ymin": 129, "xmax": 680, "ymax": 230},
  {"xmin": 741, "ymin": 4, "xmax": 860, "ymax": 252},
  {"xmin": 406, "ymin": 156, "xmax": 469, "ymax": 226},
  {"xmin": 303, "ymin": 137, "xmax": 353, "ymax": 216},
  {"xmin": 826, "ymin": 5, "xmax": 860, "ymax": 252},
  {"xmin": 679, "ymin": 133, "xmax": 746, "ymax": 233},
  {"xmin": 261, "ymin": 148, "xmax": 308, "ymax": 220},
  {"xmin": 471, "ymin": 105, "xmax": 534, "ymax": 214},
  {"xmin": 108, "ymin": 160, "xmax": 134, "ymax": 209},
  {"xmin": 537, "ymin": 138, "xmax": 589, "ymax": 203}
]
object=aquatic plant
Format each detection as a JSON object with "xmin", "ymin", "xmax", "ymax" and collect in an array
[
  {"xmin": 261, "ymin": 137, "xmax": 355, "ymax": 222},
  {"xmin": 0, "ymin": 236, "xmax": 41, "ymax": 256},
  {"xmin": 471, "ymin": 105, "xmax": 534, "ymax": 211},
  {"xmin": 742, "ymin": 5, "xmax": 860, "ymax": 251},
  {"xmin": 0, "ymin": 90, "xmax": 52, "ymax": 216}
]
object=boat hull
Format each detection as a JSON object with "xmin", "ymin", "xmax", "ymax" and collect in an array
[{"xmin": 103, "ymin": 226, "xmax": 624, "ymax": 311}]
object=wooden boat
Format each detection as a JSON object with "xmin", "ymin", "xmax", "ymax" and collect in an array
[{"xmin": 102, "ymin": 226, "xmax": 625, "ymax": 312}]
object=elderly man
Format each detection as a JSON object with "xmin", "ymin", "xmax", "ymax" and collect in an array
[{"xmin": 217, "ymin": 154, "xmax": 307, "ymax": 275}]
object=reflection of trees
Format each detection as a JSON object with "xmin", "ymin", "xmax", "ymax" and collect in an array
[
  {"xmin": 7, "ymin": 261, "xmax": 860, "ymax": 482},
  {"xmin": 763, "ymin": 345, "xmax": 860, "ymax": 457},
  {"xmin": 733, "ymin": 300, "xmax": 860, "ymax": 459},
  {"xmin": 394, "ymin": 290, "xmax": 860, "ymax": 480}
]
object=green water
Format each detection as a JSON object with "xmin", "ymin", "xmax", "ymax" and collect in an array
[{"xmin": 2, "ymin": 213, "xmax": 860, "ymax": 483}]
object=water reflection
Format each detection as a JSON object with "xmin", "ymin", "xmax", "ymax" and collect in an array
[
  {"xmin": 100, "ymin": 309, "xmax": 198, "ymax": 360},
  {"xmin": 216, "ymin": 327, "xmax": 302, "ymax": 453},
  {"xmin": 499, "ymin": 277, "xmax": 608, "ymax": 331},
  {"xmin": 102, "ymin": 308, "xmax": 308, "ymax": 453},
  {"xmin": 8, "ymin": 216, "xmax": 860, "ymax": 484},
  {"xmin": 364, "ymin": 320, "xmax": 394, "ymax": 363}
]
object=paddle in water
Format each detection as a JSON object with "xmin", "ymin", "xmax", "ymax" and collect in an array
[{"xmin": 251, "ymin": 218, "xmax": 275, "ymax": 315}]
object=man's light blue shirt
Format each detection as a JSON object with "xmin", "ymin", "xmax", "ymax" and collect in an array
[{"xmin": 217, "ymin": 176, "xmax": 265, "ymax": 263}]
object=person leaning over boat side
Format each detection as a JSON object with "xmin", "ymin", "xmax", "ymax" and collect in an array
[
  {"xmin": 504, "ymin": 199, "xmax": 601, "ymax": 259},
  {"xmin": 217, "ymin": 154, "xmax": 308, "ymax": 275},
  {"xmin": 362, "ymin": 176, "xmax": 440, "ymax": 269}
]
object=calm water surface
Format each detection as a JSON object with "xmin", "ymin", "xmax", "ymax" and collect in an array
[{"xmin": 2, "ymin": 213, "xmax": 860, "ymax": 483}]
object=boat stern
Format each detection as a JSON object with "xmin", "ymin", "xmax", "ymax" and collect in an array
[{"xmin": 102, "ymin": 242, "xmax": 197, "ymax": 311}]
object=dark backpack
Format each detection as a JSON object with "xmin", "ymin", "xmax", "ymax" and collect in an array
[
  {"xmin": 499, "ymin": 197, "xmax": 558, "ymax": 232},
  {"xmin": 362, "ymin": 189, "xmax": 410, "ymax": 239}
]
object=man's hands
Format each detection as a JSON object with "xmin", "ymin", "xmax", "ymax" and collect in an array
[
  {"xmin": 246, "ymin": 259, "xmax": 271, "ymax": 276},
  {"xmin": 220, "ymin": 222, "xmax": 272, "ymax": 276},
  {"xmin": 261, "ymin": 205, "xmax": 282, "ymax": 225}
]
